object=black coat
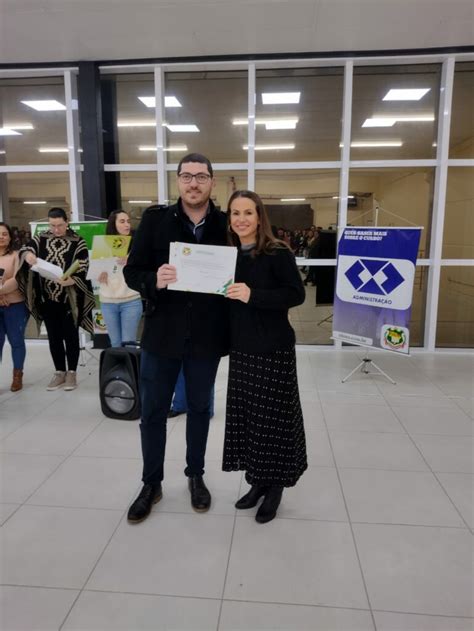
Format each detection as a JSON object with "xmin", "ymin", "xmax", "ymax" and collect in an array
[
  {"xmin": 230, "ymin": 246, "xmax": 305, "ymax": 354},
  {"xmin": 124, "ymin": 200, "xmax": 230, "ymax": 359}
]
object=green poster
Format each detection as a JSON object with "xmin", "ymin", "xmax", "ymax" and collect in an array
[{"xmin": 31, "ymin": 220, "xmax": 107, "ymax": 249}]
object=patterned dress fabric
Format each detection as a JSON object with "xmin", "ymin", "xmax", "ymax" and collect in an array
[{"xmin": 223, "ymin": 348, "xmax": 307, "ymax": 487}]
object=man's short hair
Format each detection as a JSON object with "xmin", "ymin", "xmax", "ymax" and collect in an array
[{"xmin": 177, "ymin": 153, "xmax": 213, "ymax": 178}]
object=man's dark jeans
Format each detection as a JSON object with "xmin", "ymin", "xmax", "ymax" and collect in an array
[{"xmin": 139, "ymin": 349, "xmax": 220, "ymax": 485}]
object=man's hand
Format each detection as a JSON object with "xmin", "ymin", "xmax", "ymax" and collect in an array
[
  {"xmin": 57, "ymin": 277, "xmax": 75, "ymax": 287},
  {"xmin": 157, "ymin": 264, "xmax": 177, "ymax": 289},
  {"xmin": 98, "ymin": 271, "xmax": 108, "ymax": 284},
  {"xmin": 226, "ymin": 283, "xmax": 251, "ymax": 303},
  {"xmin": 25, "ymin": 252, "xmax": 37, "ymax": 266}
]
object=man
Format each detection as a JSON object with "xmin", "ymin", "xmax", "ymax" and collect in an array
[{"xmin": 124, "ymin": 153, "xmax": 229, "ymax": 523}]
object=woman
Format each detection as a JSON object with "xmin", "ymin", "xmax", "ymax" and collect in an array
[
  {"xmin": 223, "ymin": 190, "xmax": 307, "ymax": 524},
  {"xmin": 19, "ymin": 207, "xmax": 95, "ymax": 391},
  {"xmin": 97, "ymin": 211, "xmax": 142, "ymax": 348},
  {"xmin": 0, "ymin": 222, "xmax": 29, "ymax": 392}
]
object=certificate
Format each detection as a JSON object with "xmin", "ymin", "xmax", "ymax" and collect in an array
[
  {"xmin": 169, "ymin": 242, "xmax": 237, "ymax": 295},
  {"xmin": 86, "ymin": 234, "xmax": 131, "ymax": 280}
]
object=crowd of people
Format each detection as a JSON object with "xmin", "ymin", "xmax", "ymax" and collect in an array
[{"xmin": 0, "ymin": 152, "xmax": 308, "ymax": 524}]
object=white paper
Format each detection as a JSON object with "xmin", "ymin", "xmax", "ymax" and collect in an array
[
  {"xmin": 168, "ymin": 242, "xmax": 237, "ymax": 295},
  {"xmin": 31, "ymin": 258, "xmax": 64, "ymax": 281},
  {"xmin": 86, "ymin": 258, "xmax": 122, "ymax": 280}
]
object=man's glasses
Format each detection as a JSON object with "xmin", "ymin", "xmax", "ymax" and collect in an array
[{"xmin": 178, "ymin": 172, "xmax": 211, "ymax": 184}]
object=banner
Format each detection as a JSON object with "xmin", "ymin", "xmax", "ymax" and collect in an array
[
  {"xmin": 332, "ymin": 227, "xmax": 422, "ymax": 354},
  {"xmin": 30, "ymin": 220, "xmax": 107, "ymax": 249}
]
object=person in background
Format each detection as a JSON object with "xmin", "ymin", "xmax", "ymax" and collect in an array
[
  {"xmin": 19, "ymin": 207, "xmax": 95, "ymax": 391},
  {"xmin": 124, "ymin": 153, "xmax": 228, "ymax": 523},
  {"xmin": 223, "ymin": 190, "xmax": 307, "ymax": 524},
  {"xmin": 0, "ymin": 222, "xmax": 29, "ymax": 392},
  {"xmin": 97, "ymin": 210, "xmax": 142, "ymax": 347}
]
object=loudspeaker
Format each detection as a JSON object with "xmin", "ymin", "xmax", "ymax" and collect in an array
[{"xmin": 99, "ymin": 346, "xmax": 141, "ymax": 420}]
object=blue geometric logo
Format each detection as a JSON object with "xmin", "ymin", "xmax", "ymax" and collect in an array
[{"xmin": 345, "ymin": 258, "xmax": 405, "ymax": 295}]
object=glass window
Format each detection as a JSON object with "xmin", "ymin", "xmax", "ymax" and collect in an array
[
  {"xmin": 101, "ymin": 73, "xmax": 155, "ymax": 164},
  {"xmin": 0, "ymin": 76, "xmax": 67, "ymax": 165},
  {"xmin": 116, "ymin": 172, "xmax": 159, "ymax": 225},
  {"xmin": 436, "ymin": 267, "xmax": 474, "ymax": 348},
  {"xmin": 449, "ymin": 62, "xmax": 474, "ymax": 158},
  {"xmin": 349, "ymin": 167, "xmax": 434, "ymax": 257},
  {"xmin": 291, "ymin": 266, "xmax": 336, "ymax": 345},
  {"xmin": 351, "ymin": 64, "xmax": 440, "ymax": 160},
  {"xmin": 443, "ymin": 168, "xmax": 474, "ymax": 259},
  {"xmin": 255, "ymin": 67, "xmax": 343, "ymax": 162},
  {"xmin": 410, "ymin": 266, "xmax": 428, "ymax": 347},
  {"xmin": 167, "ymin": 170, "xmax": 247, "ymax": 211},
  {"xmin": 164, "ymin": 70, "xmax": 248, "ymax": 163}
]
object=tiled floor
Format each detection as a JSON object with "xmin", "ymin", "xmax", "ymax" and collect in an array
[{"xmin": 0, "ymin": 344, "xmax": 473, "ymax": 631}]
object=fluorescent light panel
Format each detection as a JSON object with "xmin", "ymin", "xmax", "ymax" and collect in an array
[
  {"xmin": 117, "ymin": 120, "xmax": 156, "ymax": 127},
  {"xmin": 340, "ymin": 141, "xmax": 403, "ymax": 148},
  {"xmin": 138, "ymin": 96, "xmax": 182, "ymax": 108},
  {"xmin": 21, "ymin": 100, "xmax": 66, "ymax": 111},
  {"xmin": 167, "ymin": 124, "xmax": 199, "ymax": 132},
  {"xmin": 129, "ymin": 200, "xmax": 153, "ymax": 204},
  {"xmin": 362, "ymin": 114, "xmax": 435, "ymax": 127},
  {"xmin": 261, "ymin": 92, "xmax": 300, "ymax": 104},
  {"xmin": 138, "ymin": 145, "xmax": 188, "ymax": 151},
  {"xmin": 280, "ymin": 198, "xmax": 306, "ymax": 201},
  {"xmin": 383, "ymin": 89, "xmax": 430, "ymax": 101},
  {"xmin": 243, "ymin": 144, "xmax": 295, "ymax": 150},
  {"xmin": 4, "ymin": 124, "xmax": 34, "ymax": 130},
  {"xmin": 0, "ymin": 128, "xmax": 21, "ymax": 136},
  {"xmin": 23, "ymin": 200, "xmax": 47, "ymax": 204},
  {"xmin": 233, "ymin": 117, "xmax": 298, "ymax": 130}
]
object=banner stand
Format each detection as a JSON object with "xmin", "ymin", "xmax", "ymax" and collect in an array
[
  {"xmin": 79, "ymin": 330, "xmax": 99, "ymax": 372},
  {"xmin": 341, "ymin": 350, "xmax": 396, "ymax": 385}
]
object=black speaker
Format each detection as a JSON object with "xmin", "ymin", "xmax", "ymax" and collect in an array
[{"xmin": 99, "ymin": 346, "xmax": 141, "ymax": 420}]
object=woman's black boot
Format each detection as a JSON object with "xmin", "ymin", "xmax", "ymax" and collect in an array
[
  {"xmin": 255, "ymin": 486, "xmax": 283, "ymax": 523},
  {"xmin": 235, "ymin": 485, "xmax": 269, "ymax": 509}
]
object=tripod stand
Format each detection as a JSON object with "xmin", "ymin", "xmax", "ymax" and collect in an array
[
  {"xmin": 342, "ymin": 351, "xmax": 396, "ymax": 384},
  {"xmin": 79, "ymin": 330, "xmax": 99, "ymax": 371}
]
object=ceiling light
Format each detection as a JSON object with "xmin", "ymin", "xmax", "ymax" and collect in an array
[
  {"xmin": 265, "ymin": 120, "xmax": 298, "ymax": 130},
  {"xmin": 138, "ymin": 145, "xmax": 188, "ymax": 152},
  {"xmin": 383, "ymin": 89, "xmax": 430, "ymax": 101},
  {"xmin": 280, "ymin": 198, "xmax": 306, "ymax": 202},
  {"xmin": 23, "ymin": 201, "xmax": 47, "ymax": 205},
  {"xmin": 0, "ymin": 128, "xmax": 21, "ymax": 136},
  {"xmin": 232, "ymin": 117, "xmax": 298, "ymax": 129},
  {"xmin": 38, "ymin": 147, "xmax": 68, "ymax": 152},
  {"xmin": 138, "ymin": 96, "xmax": 182, "ymax": 108},
  {"xmin": 391, "ymin": 115, "xmax": 435, "ymax": 122},
  {"xmin": 21, "ymin": 100, "xmax": 66, "ymax": 111},
  {"xmin": 166, "ymin": 124, "xmax": 199, "ymax": 133},
  {"xmin": 129, "ymin": 200, "xmax": 153, "ymax": 204},
  {"xmin": 362, "ymin": 118, "xmax": 397, "ymax": 127},
  {"xmin": 261, "ymin": 92, "xmax": 301, "ymax": 105},
  {"xmin": 332, "ymin": 195, "xmax": 355, "ymax": 199},
  {"xmin": 4, "ymin": 124, "xmax": 34, "ymax": 130},
  {"xmin": 117, "ymin": 120, "xmax": 156, "ymax": 127},
  {"xmin": 0, "ymin": 150, "xmax": 5, "ymax": 155},
  {"xmin": 243, "ymin": 144, "xmax": 295, "ymax": 150},
  {"xmin": 342, "ymin": 141, "xmax": 403, "ymax": 148}
]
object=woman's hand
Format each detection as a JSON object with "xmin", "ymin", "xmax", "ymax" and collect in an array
[
  {"xmin": 116, "ymin": 256, "xmax": 128, "ymax": 266},
  {"xmin": 157, "ymin": 264, "xmax": 177, "ymax": 289},
  {"xmin": 226, "ymin": 283, "xmax": 251, "ymax": 303},
  {"xmin": 57, "ymin": 277, "xmax": 75, "ymax": 287},
  {"xmin": 0, "ymin": 295, "xmax": 9, "ymax": 307},
  {"xmin": 98, "ymin": 271, "xmax": 108, "ymax": 284},
  {"xmin": 25, "ymin": 252, "xmax": 37, "ymax": 266}
]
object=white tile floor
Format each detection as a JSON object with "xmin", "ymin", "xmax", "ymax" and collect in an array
[{"xmin": 0, "ymin": 343, "xmax": 473, "ymax": 631}]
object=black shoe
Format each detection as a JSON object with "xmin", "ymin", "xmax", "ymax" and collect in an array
[
  {"xmin": 167, "ymin": 409, "xmax": 185, "ymax": 418},
  {"xmin": 255, "ymin": 486, "xmax": 283, "ymax": 524},
  {"xmin": 235, "ymin": 485, "xmax": 269, "ymax": 509},
  {"xmin": 188, "ymin": 475, "xmax": 211, "ymax": 512},
  {"xmin": 127, "ymin": 483, "xmax": 162, "ymax": 523}
]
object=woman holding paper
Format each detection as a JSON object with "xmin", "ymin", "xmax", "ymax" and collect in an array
[
  {"xmin": 223, "ymin": 190, "xmax": 307, "ymax": 524},
  {"xmin": 97, "ymin": 211, "xmax": 142, "ymax": 347},
  {"xmin": 0, "ymin": 222, "xmax": 29, "ymax": 392},
  {"xmin": 19, "ymin": 207, "xmax": 94, "ymax": 391}
]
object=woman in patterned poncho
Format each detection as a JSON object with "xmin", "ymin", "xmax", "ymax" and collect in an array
[{"xmin": 18, "ymin": 207, "xmax": 95, "ymax": 391}]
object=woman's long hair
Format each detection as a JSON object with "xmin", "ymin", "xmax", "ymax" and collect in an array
[
  {"xmin": 106, "ymin": 210, "xmax": 130, "ymax": 235},
  {"xmin": 227, "ymin": 190, "xmax": 287, "ymax": 256},
  {"xmin": 0, "ymin": 222, "xmax": 15, "ymax": 254}
]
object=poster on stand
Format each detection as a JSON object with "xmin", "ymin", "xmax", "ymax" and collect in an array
[{"xmin": 332, "ymin": 227, "xmax": 422, "ymax": 354}]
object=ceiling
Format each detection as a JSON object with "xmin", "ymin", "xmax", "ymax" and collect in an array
[{"xmin": 0, "ymin": 0, "xmax": 473, "ymax": 65}]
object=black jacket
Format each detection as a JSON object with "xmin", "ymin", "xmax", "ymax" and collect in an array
[
  {"xmin": 230, "ymin": 246, "xmax": 305, "ymax": 354},
  {"xmin": 124, "ymin": 200, "xmax": 229, "ymax": 358}
]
